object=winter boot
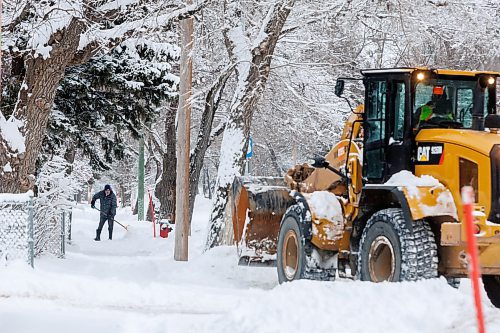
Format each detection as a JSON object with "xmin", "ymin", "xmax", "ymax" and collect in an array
[
  {"xmin": 108, "ymin": 229, "xmax": 113, "ymax": 240},
  {"xmin": 94, "ymin": 229, "xmax": 101, "ymax": 241}
]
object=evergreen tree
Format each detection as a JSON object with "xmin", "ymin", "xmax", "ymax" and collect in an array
[{"xmin": 43, "ymin": 38, "xmax": 180, "ymax": 170}]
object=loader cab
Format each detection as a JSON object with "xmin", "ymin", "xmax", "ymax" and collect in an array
[{"xmin": 359, "ymin": 68, "xmax": 499, "ymax": 184}]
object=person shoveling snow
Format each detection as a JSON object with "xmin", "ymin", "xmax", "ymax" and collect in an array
[{"xmin": 91, "ymin": 184, "xmax": 117, "ymax": 241}]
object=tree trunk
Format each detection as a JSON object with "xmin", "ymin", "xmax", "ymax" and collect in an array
[
  {"xmin": 0, "ymin": 18, "xmax": 85, "ymax": 193},
  {"xmin": 64, "ymin": 141, "xmax": 77, "ymax": 176},
  {"xmin": 205, "ymin": 0, "xmax": 295, "ymax": 250},
  {"xmin": 146, "ymin": 136, "xmax": 162, "ymax": 182},
  {"xmin": 266, "ymin": 140, "xmax": 284, "ymax": 176},
  {"xmin": 120, "ymin": 184, "xmax": 126, "ymax": 207},
  {"xmin": 187, "ymin": 67, "xmax": 233, "ymax": 227},
  {"xmin": 155, "ymin": 103, "xmax": 178, "ymax": 221}
]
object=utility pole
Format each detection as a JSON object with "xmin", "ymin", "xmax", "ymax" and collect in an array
[
  {"xmin": 138, "ymin": 132, "xmax": 145, "ymax": 221},
  {"xmin": 174, "ymin": 0, "xmax": 193, "ymax": 261}
]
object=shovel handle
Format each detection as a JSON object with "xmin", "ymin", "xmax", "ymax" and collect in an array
[
  {"xmin": 92, "ymin": 206, "xmax": 128, "ymax": 231},
  {"xmin": 113, "ymin": 219, "xmax": 128, "ymax": 231}
]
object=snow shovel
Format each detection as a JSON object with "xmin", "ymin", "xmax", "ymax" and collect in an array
[{"xmin": 92, "ymin": 207, "xmax": 129, "ymax": 231}]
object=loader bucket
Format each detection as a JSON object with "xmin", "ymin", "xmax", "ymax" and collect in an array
[{"xmin": 231, "ymin": 177, "xmax": 295, "ymax": 265}]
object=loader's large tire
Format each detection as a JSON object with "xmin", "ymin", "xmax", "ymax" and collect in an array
[
  {"xmin": 277, "ymin": 205, "xmax": 337, "ymax": 283},
  {"xmin": 446, "ymin": 277, "xmax": 461, "ymax": 289},
  {"xmin": 358, "ymin": 208, "xmax": 438, "ymax": 282},
  {"xmin": 483, "ymin": 275, "xmax": 500, "ymax": 308},
  {"xmin": 277, "ymin": 207, "xmax": 309, "ymax": 283}
]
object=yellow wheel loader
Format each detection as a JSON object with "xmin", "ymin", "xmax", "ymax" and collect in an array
[{"xmin": 231, "ymin": 68, "xmax": 500, "ymax": 307}]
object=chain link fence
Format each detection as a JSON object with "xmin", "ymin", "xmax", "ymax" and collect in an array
[
  {"xmin": 0, "ymin": 196, "xmax": 34, "ymax": 266},
  {"xmin": 0, "ymin": 194, "xmax": 72, "ymax": 267},
  {"xmin": 34, "ymin": 204, "xmax": 73, "ymax": 259}
]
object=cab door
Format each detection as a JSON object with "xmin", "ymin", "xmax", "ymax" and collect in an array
[{"xmin": 363, "ymin": 79, "xmax": 388, "ymax": 183}]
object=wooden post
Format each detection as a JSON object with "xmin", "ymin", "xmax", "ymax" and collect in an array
[{"xmin": 174, "ymin": 1, "xmax": 193, "ymax": 261}]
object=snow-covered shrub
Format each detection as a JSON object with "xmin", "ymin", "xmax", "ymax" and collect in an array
[{"xmin": 33, "ymin": 156, "xmax": 90, "ymax": 256}]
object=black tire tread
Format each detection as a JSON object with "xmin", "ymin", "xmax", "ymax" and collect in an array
[
  {"xmin": 446, "ymin": 277, "xmax": 461, "ymax": 289},
  {"xmin": 483, "ymin": 275, "xmax": 500, "ymax": 308},
  {"xmin": 358, "ymin": 208, "xmax": 437, "ymax": 281},
  {"xmin": 277, "ymin": 204, "xmax": 336, "ymax": 283}
]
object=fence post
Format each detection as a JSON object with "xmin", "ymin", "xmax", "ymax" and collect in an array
[
  {"xmin": 68, "ymin": 210, "xmax": 72, "ymax": 242},
  {"xmin": 60, "ymin": 211, "xmax": 66, "ymax": 258},
  {"xmin": 27, "ymin": 197, "xmax": 34, "ymax": 268}
]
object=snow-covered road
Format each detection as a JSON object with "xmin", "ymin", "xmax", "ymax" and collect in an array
[{"xmin": 1, "ymin": 197, "xmax": 499, "ymax": 333}]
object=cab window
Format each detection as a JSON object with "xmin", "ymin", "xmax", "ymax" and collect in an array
[
  {"xmin": 394, "ymin": 82, "xmax": 406, "ymax": 140},
  {"xmin": 413, "ymin": 78, "xmax": 490, "ymax": 129},
  {"xmin": 366, "ymin": 81, "xmax": 386, "ymax": 144},
  {"xmin": 457, "ymin": 88, "xmax": 473, "ymax": 127}
]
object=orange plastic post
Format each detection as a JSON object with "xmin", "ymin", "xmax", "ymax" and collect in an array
[
  {"xmin": 148, "ymin": 190, "xmax": 156, "ymax": 238},
  {"xmin": 461, "ymin": 186, "xmax": 485, "ymax": 333}
]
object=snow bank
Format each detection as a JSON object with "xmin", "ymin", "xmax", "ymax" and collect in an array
[{"xmin": 210, "ymin": 278, "xmax": 500, "ymax": 333}]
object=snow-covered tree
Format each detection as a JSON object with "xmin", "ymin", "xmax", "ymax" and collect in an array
[
  {"xmin": 0, "ymin": 0, "xmax": 205, "ymax": 193},
  {"xmin": 46, "ymin": 38, "xmax": 179, "ymax": 171},
  {"xmin": 205, "ymin": 0, "xmax": 296, "ymax": 249}
]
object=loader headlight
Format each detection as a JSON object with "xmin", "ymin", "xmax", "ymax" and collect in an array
[
  {"xmin": 487, "ymin": 77, "xmax": 495, "ymax": 85},
  {"xmin": 416, "ymin": 72, "xmax": 425, "ymax": 81}
]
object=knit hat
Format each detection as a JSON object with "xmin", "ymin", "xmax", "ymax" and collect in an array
[{"xmin": 104, "ymin": 184, "xmax": 112, "ymax": 191}]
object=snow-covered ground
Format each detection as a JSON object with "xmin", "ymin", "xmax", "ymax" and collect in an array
[{"xmin": 1, "ymin": 196, "xmax": 500, "ymax": 333}]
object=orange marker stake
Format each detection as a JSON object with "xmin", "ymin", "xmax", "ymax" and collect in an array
[{"xmin": 462, "ymin": 186, "xmax": 485, "ymax": 333}]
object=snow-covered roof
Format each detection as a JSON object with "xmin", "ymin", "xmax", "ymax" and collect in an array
[{"xmin": 361, "ymin": 67, "xmax": 500, "ymax": 77}]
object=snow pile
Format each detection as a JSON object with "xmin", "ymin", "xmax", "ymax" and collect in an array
[
  {"xmin": 386, "ymin": 170, "xmax": 442, "ymax": 188},
  {"xmin": 385, "ymin": 170, "xmax": 457, "ymax": 218},
  {"xmin": 385, "ymin": 170, "xmax": 443, "ymax": 199},
  {"xmin": 304, "ymin": 191, "xmax": 343, "ymax": 222}
]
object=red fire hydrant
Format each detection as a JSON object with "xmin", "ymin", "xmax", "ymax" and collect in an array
[{"xmin": 159, "ymin": 220, "xmax": 173, "ymax": 238}]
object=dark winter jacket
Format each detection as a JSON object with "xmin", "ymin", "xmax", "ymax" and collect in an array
[{"xmin": 91, "ymin": 190, "xmax": 117, "ymax": 218}]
